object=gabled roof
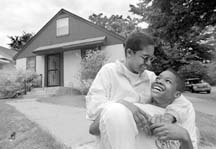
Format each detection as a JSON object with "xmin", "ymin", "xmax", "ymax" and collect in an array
[
  {"xmin": 0, "ymin": 46, "xmax": 17, "ymax": 61},
  {"xmin": 14, "ymin": 8, "xmax": 125, "ymax": 59}
]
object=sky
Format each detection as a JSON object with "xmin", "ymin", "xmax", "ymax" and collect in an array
[{"xmin": 0, "ymin": 0, "xmax": 144, "ymax": 48}]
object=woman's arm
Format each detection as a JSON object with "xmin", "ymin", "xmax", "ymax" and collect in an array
[{"xmin": 86, "ymin": 65, "xmax": 112, "ymax": 121}]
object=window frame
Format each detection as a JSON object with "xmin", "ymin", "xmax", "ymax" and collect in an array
[
  {"xmin": 26, "ymin": 56, "xmax": 36, "ymax": 72},
  {"xmin": 56, "ymin": 17, "xmax": 69, "ymax": 37}
]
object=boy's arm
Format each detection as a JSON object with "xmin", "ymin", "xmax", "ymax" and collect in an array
[
  {"xmin": 165, "ymin": 95, "xmax": 191, "ymax": 123},
  {"xmin": 164, "ymin": 96, "xmax": 198, "ymax": 148}
]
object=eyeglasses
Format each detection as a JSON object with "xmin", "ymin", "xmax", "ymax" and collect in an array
[{"xmin": 140, "ymin": 55, "xmax": 156, "ymax": 63}]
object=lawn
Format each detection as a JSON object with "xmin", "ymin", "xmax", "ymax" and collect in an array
[{"xmin": 0, "ymin": 100, "xmax": 69, "ymax": 149}]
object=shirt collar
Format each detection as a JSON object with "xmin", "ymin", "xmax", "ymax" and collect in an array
[{"xmin": 115, "ymin": 60, "xmax": 149, "ymax": 82}]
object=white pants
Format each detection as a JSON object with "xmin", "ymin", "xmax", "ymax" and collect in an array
[{"xmin": 96, "ymin": 103, "xmax": 165, "ymax": 149}]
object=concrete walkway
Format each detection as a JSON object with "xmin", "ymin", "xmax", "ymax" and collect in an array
[{"xmin": 7, "ymin": 99, "xmax": 95, "ymax": 149}]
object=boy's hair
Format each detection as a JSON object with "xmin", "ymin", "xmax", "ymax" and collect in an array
[
  {"xmin": 124, "ymin": 31, "xmax": 154, "ymax": 56},
  {"xmin": 166, "ymin": 68, "xmax": 185, "ymax": 92}
]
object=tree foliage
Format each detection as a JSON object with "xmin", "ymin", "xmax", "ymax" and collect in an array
[
  {"xmin": 8, "ymin": 32, "xmax": 33, "ymax": 51},
  {"xmin": 89, "ymin": 13, "xmax": 140, "ymax": 38},
  {"xmin": 130, "ymin": 0, "xmax": 216, "ymax": 71}
]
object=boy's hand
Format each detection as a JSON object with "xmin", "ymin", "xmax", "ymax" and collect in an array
[{"xmin": 150, "ymin": 123, "xmax": 190, "ymax": 141}]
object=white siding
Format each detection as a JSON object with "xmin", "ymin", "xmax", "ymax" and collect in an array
[
  {"xmin": 36, "ymin": 56, "xmax": 45, "ymax": 87},
  {"xmin": 102, "ymin": 44, "xmax": 125, "ymax": 62},
  {"xmin": 16, "ymin": 58, "xmax": 26, "ymax": 70},
  {"xmin": 64, "ymin": 50, "xmax": 82, "ymax": 87}
]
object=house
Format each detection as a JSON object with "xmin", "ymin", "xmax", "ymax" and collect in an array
[
  {"xmin": 14, "ymin": 9, "xmax": 125, "ymax": 88},
  {"xmin": 0, "ymin": 46, "xmax": 17, "ymax": 72}
]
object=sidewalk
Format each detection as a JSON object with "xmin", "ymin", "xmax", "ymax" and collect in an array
[{"xmin": 7, "ymin": 98, "xmax": 95, "ymax": 149}]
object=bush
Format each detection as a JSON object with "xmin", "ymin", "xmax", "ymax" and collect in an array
[
  {"xmin": 177, "ymin": 61, "xmax": 216, "ymax": 85},
  {"xmin": 78, "ymin": 50, "xmax": 107, "ymax": 94},
  {"xmin": 178, "ymin": 61, "xmax": 208, "ymax": 80},
  {"xmin": 0, "ymin": 70, "xmax": 40, "ymax": 98},
  {"xmin": 80, "ymin": 50, "xmax": 107, "ymax": 80}
]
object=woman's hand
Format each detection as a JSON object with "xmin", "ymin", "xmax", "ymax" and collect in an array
[{"xmin": 118, "ymin": 100, "xmax": 151, "ymax": 134}]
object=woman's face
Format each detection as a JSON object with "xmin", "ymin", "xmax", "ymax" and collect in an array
[{"xmin": 126, "ymin": 45, "xmax": 155, "ymax": 74}]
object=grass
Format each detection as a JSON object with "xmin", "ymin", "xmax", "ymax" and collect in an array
[{"xmin": 0, "ymin": 100, "xmax": 69, "ymax": 149}]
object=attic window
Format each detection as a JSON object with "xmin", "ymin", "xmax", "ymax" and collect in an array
[{"xmin": 56, "ymin": 17, "xmax": 69, "ymax": 36}]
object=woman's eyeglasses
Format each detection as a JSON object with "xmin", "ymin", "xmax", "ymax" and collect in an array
[{"xmin": 140, "ymin": 55, "xmax": 156, "ymax": 63}]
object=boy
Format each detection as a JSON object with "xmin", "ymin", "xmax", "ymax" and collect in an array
[
  {"xmin": 90, "ymin": 69, "xmax": 197, "ymax": 149},
  {"xmin": 144, "ymin": 68, "xmax": 196, "ymax": 149}
]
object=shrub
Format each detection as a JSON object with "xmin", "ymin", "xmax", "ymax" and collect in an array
[
  {"xmin": 80, "ymin": 50, "xmax": 107, "ymax": 80},
  {"xmin": 0, "ymin": 70, "xmax": 40, "ymax": 98},
  {"xmin": 78, "ymin": 50, "xmax": 107, "ymax": 94},
  {"xmin": 178, "ymin": 61, "xmax": 208, "ymax": 80},
  {"xmin": 204, "ymin": 62, "xmax": 216, "ymax": 85}
]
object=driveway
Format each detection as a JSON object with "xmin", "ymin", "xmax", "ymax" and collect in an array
[{"xmin": 7, "ymin": 99, "xmax": 95, "ymax": 149}]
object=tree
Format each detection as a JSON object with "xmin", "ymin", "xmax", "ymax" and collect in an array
[
  {"xmin": 8, "ymin": 32, "xmax": 33, "ymax": 51},
  {"xmin": 89, "ymin": 13, "xmax": 140, "ymax": 38},
  {"xmin": 130, "ymin": 0, "xmax": 216, "ymax": 71}
]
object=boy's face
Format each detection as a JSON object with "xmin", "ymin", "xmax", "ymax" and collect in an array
[
  {"xmin": 151, "ymin": 70, "xmax": 180, "ymax": 108},
  {"xmin": 126, "ymin": 45, "xmax": 155, "ymax": 74}
]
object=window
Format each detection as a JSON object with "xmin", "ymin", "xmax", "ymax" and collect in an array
[
  {"xmin": 0, "ymin": 64, "xmax": 2, "ymax": 70},
  {"xmin": 26, "ymin": 56, "xmax": 36, "ymax": 72},
  {"xmin": 56, "ymin": 17, "xmax": 69, "ymax": 36}
]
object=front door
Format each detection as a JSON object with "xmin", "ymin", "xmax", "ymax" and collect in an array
[{"xmin": 46, "ymin": 54, "xmax": 61, "ymax": 87}]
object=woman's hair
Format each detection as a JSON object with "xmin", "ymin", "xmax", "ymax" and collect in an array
[
  {"xmin": 166, "ymin": 68, "xmax": 185, "ymax": 92},
  {"xmin": 124, "ymin": 31, "xmax": 155, "ymax": 56}
]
